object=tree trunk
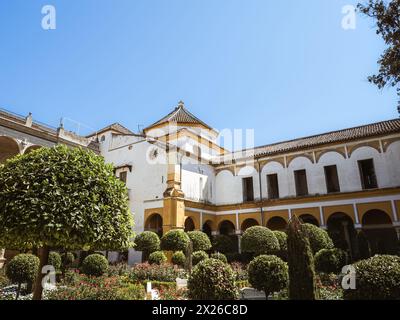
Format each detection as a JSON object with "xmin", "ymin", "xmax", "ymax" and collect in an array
[{"xmin": 32, "ymin": 246, "xmax": 50, "ymax": 300}]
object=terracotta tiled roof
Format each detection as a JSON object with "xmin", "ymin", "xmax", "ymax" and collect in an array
[
  {"xmin": 86, "ymin": 123, "xmax": 134, "ymax": 137},
  {"xmin": 229, "ymin": 118, "xmax": 400, "ymax": 160},
  {"xmin": 144, "ymin": 101, "xmax": 213, "ymax": 131}
]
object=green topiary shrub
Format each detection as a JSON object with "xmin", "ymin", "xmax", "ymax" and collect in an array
[
  {"xmin": 188, "ymin": 258, "xmax": 237, "ymax": 300},
  {"xmin": 315, "ymin": 248, "xmax": 348, "ymax": 274},
  {"xmin": 134, "ymin": 231, "xmax": 160, "ymax": 255},
  {"xmin": 187, "ymin": 231, "xmax": 212, "ymax": 251},
  {"xmin": 343, "ymin": 255, "xmax": 400, "ymax": 300},
  {"xmin": 48, "ymin": 252, "xmax": 62, "ymax": 271},
  {"xmin": 160, "ymin": 230, "xmax": 190, "ymax": 251},
  {"xmin": 301, "ymin": 223, "xmax": 334, "ymax": 254},
  {"xmin": 148, "ymin": 251, "xmax": 167, "ymax": 265},
  {"xmin": 212, "ymin": 234, "xmax": 236, "ymax": 254},
  {"xmin": 192, "ymin": 250, "xmax": 208, "ymax": 266},
  {"xmin": 62, "ymin": 252, "xmax": 75, "ymax": 268},
  {"xmin": 273, "ymin": 230, "xmax": 288, "ymax": 261},
  {"xmin": 6, "ymin": 253, "xmax": 40, "ymax": 299},
  {"xmin": 210, "ymin": 252, "xmax": 227, "ymax": 263},
  {"xmin": 287, "ymin": 216, "xmax": 317, "ymax": 300},
  {"xmin": 248, "ymin": 255, "xmax": 289, "ymax": 299},
  {"xmin": 81, "ymin": 253, "xmax": 109, "ymax": 277},
  {"xmin": 241, "ymin": 226, "xmax": 279, "ymax": 257},
  {"xmin": 171, "ymin": 251, "xmax": 186, "ymax": 267}
]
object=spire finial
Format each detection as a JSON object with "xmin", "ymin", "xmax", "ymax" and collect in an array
[{"xmin": 178, "ymin": 100, "xmax": 185, "ymax": 108}]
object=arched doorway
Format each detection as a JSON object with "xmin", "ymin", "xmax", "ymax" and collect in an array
[
  {"xmin": 202, "ymin": 220, "xmax": 213, "ymax": 238},
  {"xmin": 267, "ymin": 216, "xmax": 287, "ymax": 231},
  {"xmin": 219, "ymin": 220, "xmax": 236, "ymax": 235},
  {"xmin": 0, "ymin": 136, "xmax": 20, "ymax": 163},
  {"xmin": 327, "ymin": 212, "xmax": 356, "ymax": 258},
  {"xmin": 241, "ymin": 218, "xmax": 258, "ymax": 232},
  {"xmin": 184, "ymin": 217, "xmax": 195, "ymax": 232},
  {"xmin": 145, "ymin": 214, "xmax": 163, "ymax": 237},
  {"xmin": 299, "ymin": 214, "xmax": 319, "ymax": 226},
  {"xmin": 362, "ymin": 209, "xmax": 397, "ymax": 255}
]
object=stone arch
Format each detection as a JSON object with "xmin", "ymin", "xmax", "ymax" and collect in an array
[
  {"xmin": 24, "ymin": 145, "xmax": 42, "ymax": 154},
  {"xmin": 348, "ymin": 143, "xmax": 381, "ymax": 158},
  {"xmin": 382, "ymin": 137, "xmax": 400, "ymax": 152},
  {"xmin": 184, "ymin": 217, "xmax": 195, "ymax": 232},
  {"xmin": 287, "ymin": 154, "xmax": 314, "ymax": 168},
  {"xmin": 266, "ymin": 216, "xmax": 287, "ymax": 231},
  {"xmin": 260, "ymin": 160, "xmax": 284, "ymax": 173},
  {"xmin": 241, "ymin": 218, "xmax": 259, "ymax": 232},
  {"xmin": 316, "ymin": 150, "xmax": 346, "ymax": 163},
  {"xmin": 218, "ymin": 220, "xmax": 236, "ymax": 236},
  {"xmin": 215, "ymin": 167, "xmax": 235, "ymax": 176},
  {"xmin": 362, "ymin": 209, "xmax": 397, "ymax": 255},
  {"xmin": 202, "ymin": 220, "xmax": 213, "ymax": 238},
  {"xmin": 0, "ymin": 136, "xmax": 20, "ymax": 163},
  {"xmin": 299, "ymin": 214, "xmax": 319, "ymax": 226},
  {"xmin": 237, "ymin": 165, "xmax": 257, "ymax": 176},
  {"xmin": 144, "ymin": 213, "xmax": 163, "ymax": 237},
  {"xmin": 327, "ymin": 212, "xmax": 357, "ymax": 257}
]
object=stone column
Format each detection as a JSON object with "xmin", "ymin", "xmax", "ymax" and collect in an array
[
  {"xmin": 0, "ymin": 249, "xmax": 6, "ymax": 268},
  {"xmin": 236, "ymin": 230, "xmax": 242, "ymax": 254},
  {"xmin": 342, "ymin": 221, "xmax": 353, "ymax": 261}
]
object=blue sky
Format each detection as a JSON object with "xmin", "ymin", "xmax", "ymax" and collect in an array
[{"xmin": 0, "ymin": 0, "xmax": 398, "ymax": 148}]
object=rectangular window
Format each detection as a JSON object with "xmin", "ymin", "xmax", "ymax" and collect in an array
[
  {"xmin": 242, "ymin": 177, "xmax": 254, "ymax": 202},
  {"xmin": 294, "ymin": 169, "xmax": 308, "ymax": 196},
  {"xmin": 267, "ymin": 174, "xmax": 280, "ymax": 199},
  {"xmin": 358, "ymin": 159, "xmax": 378, "ymax": 189},
  {"xmin": 324, "ymin": 165, "xmax": 340, "ymax": 193},
  {"xmin": 119, "ymin": 171, "xmax": 127, "ymax": 184}
]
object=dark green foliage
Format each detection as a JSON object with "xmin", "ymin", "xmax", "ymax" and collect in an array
[
  {"xmin": 273, "ymin": 230, "xmax": 288, "ymax": 261},
  {"xmin": 315, "ymin": 248, "xmax": 348, "ymax": 274},
  {"xmin": 357, "ymin": 231, "xmax": 371, "ymax": 259},
  {"xmin": 248, "ymin": 255, "xmax": 289, "ymax": 298},
  {"xmin": 187, "ymin": 231, "xmax": 212, "ymax": 251},
  {"xmin": 188, "ymin": 258, "xmax": 237, "ymax": 300},
  {"xmin": 301, "ymin": 223, "xmax": 334, "ymax": 254},
  {"xmin": 48, "ymin": 252, "xmax": 62, "ymax": 271},
  {"xmin": 0, "ymin": 145, "xmax": 133, "ymax": 251},
  {"xmin": 148, "ymin": 251, "xmax": 167, "ymax": 265},
  {"xmin": 212, "ymin": 234, "xmax": 236, "ymax": 254},
  {"xmin": 210, "ymin": 252, "xmax": 227, "ymax": 263},
  {"xmin": 81, "ymin": 253, "xmax": 109, "ymax": 277},
  {"xmin": 344, "ymin": 255, "xmax": 400, "ymax": 300},
  {"xmin": 62, "ymin": 252, "xmax": 75, "ymax": 268},
  {"xmin": 287, "ymin": 216, "xmax": 317, "ymax": 300},
  {"xmin": 358, "ymin": 0, "xmax": 400, "ymax": 110},
  {"xmin": 134, "ymin": 231, "xmax": 160, "ymax": 254},
  {"xmin": 192, "ymin": 250, "xmax": 208, "ymax": 266},
  {"xmin": 160, "ymin": 230, "xmax": 190, "ymax": 251},
  {"xmin": 241, "ymin": 226, "xmax": 279, "ymax": 256},
  {"xmin": 171, "ymin": 251, "xmax": 186, "ymax": 267}
]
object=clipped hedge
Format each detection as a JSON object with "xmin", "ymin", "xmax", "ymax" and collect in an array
[
  {"xmin": 188, "ymin": 258, "xmax": 237, "ymax": 300},
  {"xmin": 315, "ymin": 248, "xmax": 347, "ymax": 274},
  {"xmin": 161, "ymin": 230, "xmax": 190, "ymax": 251},
  {"xmin": 6, "ymin": 253, "xmax": 39, "ymax": 285},
  {"xmin": 134, "ymin": 231, "xmax": 160, "ymax": 254},
  {"xmin": 192, "ymin": 250, "xmax": 208, "ymax": 266},
  {"xmin": 62, "ymin": 252, "xmax": 75, "ymax": 268},
  {"xmin": 210, "ymin": 252, "xmax": 227, "ymax": 263},
  {"xmin": 343, "ymin": 255, "xmax": 400, "ymax": 300},
  {"xmin": 241, "ymin": 226, "xmax": 279, "ymax": 256},
  {"xmin": 273, "ymin": 230, "xmax": 288, "ymax": 261},
  {"xmin": 148, "ymin": 251, "xmax": 167, "ymax": 265},
  {"xmin": 81, "ymin": 253, "xmax": 109, "ymax": 277},
  {"xmin": 171, "ymin": 251, "xmax": 186, "ymax": 267},
  {"xmin": 187, "ymin": 231, "xmax": 212, "ymax": 251},
  {"xmin": 301, "ymin": 223, "xmax": 334, "ymax": 254},
  {"xmin": 48, "ymin": 252, "xmax": 62, "ymax": 271},
  {"xmin": 248, "ymin": 255, "xmax": 289, "ymax": 298}
]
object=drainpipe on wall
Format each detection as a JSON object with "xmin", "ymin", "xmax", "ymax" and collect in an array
[{"xmin": 257, "ymin": 159, "xmax": 264, "ymax": 226}]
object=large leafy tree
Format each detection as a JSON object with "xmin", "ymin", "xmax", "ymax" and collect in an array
[
  {"xmin": 0, "ymin": 145, "xmax": 133, "ymax": 299},
  {"xmin": 358, "ymin": 0, "xmax": 400, "ymax": 112}
]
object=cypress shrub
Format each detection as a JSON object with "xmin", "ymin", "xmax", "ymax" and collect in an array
[{"xmin": 287, "ymin": 215, "xmax": 317, "ymax": 300}]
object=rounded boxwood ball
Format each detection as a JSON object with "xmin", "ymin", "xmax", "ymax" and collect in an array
[
  {"xmin": 273, "ymin": 231, "xmax": 288, "ymax": 261},
  {"xmin": 161, "ymin": 229, "xmax": 190, "ymax": 251},
  {"xmin": 210, "ymin": 252, "xmax": 227, "ymax": 263},
  {"xmin": 192, "ymin": 250, "xmax": 208, "ymax": 266},
  {"xmin": 48, "ymin": 252, "xmax": 62, "ymax": 271},
  {"xmin": 343, "ymin": 255, "xmax": 400, "ymax": 300},
  {"xmin": 148, "ymin": 251, "xmax": 167, "ymax": 265},
  {"xmin": 6, "ymin": 253, "xmax": 40, "ymax": 285},
  {"xmin": 134, "ymin": 231, "xmax": 160, "ymax": 253},
  {"xmin": 188, "ymin": 258, "xmax": 237, "ymax": 300},
  {"xmin": 171, "ymin": 251, "xmax": 186, "ymax": 266},
  {"xmin": 315, "ymin": 248, "xmax": 347, "ymax": 274},
  {"xmin": 248, "ymin": 255, "xmax": 288, "ymax": 298},
  {"xmin": 81, "ymin": 253, "xmax": 109, "ymax": 276},
  {"xmin": 301, "ymin": 223, "xmax": 334, "ymax": 254},
  {"xmin": 187, "ymin": 231, "xmax": 212, "ymax": 251},
  {"xmin": 62, "ymin": 252, "xmax": 75, "ymax": 267},
  {"xmin": 241, "ymin": 226, "xmax": 280, "ymax": 256}
]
